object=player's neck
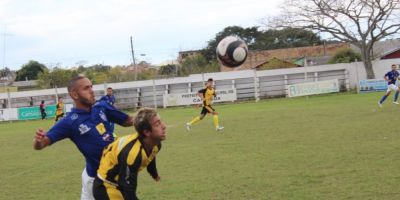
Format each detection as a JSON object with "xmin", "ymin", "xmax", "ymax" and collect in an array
[
  {"xmin": 74, "ymin": 102, "xmax": 91, "ymax": 112},
  {"xmin": 142, "ymin": 137, "xmax": 158, "ymax": 153}
]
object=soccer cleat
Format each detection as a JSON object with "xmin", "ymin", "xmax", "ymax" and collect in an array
[
  {"xmin": 216, "ymin": 126, "xmax": 224, "ymax": 131},
  {"xmin": 394, "ymin": 101, "xmax": 399, "ymax": 105},
  {"xmin": 185, "ymin": 123, "xmax": 191, "ymax": 131},
  {"xmin": 378, "ymin": 102, "xmax": 382, "ymax": 108}
]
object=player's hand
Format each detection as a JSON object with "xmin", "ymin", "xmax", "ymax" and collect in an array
[
  {"xmin": 154, "ymin": 176, "xmax": 160, "ymax": 182},
  {"xmin": 33, "ymin": 128, "xmax": 47, "ymax": 150},
  {"xmin": 34, "ymin": 128, "xmax": 46, "ymax": 142}
]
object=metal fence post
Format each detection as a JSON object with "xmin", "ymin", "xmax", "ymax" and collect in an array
[
  {"xmin": 345, "ymin": 70, "xmax": 350, "ymax": 91},
  {"xmin": 314, "ymin": 72, "xmax": 318, "ymax": 82},
  {"xmin": 163, "ymin": 84, "xmax": 168, "ymax": 108},
  {"xmin": 253, "ymin": 70, "xmax": 260, "ymax": 102},
  {"xmin": 136, "ymin": 88, "xmax": 141, "ymax": 108},
  {"xmin": 7, "ymin": 88, "xmax": 11, "ymax": 108},
  {"xmin": 284, "ymin": 75, "xmax": 289, "ymax": 97},
  {"xmin": 153, "ymin": 79, "xmax": 157, "ymax": 109}
]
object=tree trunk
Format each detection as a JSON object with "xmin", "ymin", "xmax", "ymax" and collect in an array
[{"xmin": 360, "ymin": 46, "xmax": 375, "ymax": 79}]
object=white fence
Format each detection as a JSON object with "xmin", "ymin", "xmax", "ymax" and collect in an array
[{"xmin": 0, "ymin": 58, "xmax": 399, "ymax": 109}]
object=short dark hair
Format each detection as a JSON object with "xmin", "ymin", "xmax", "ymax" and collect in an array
[
  {"xmin": 67, "ymin": 74, "xmax": 86, "ymax": 92},
  {"xmin": 107, "ymin": 87, "xmax": 113, "ymax": 90},
  {"xmin": 134, "ymin": 108, "xmax": 158, "ymax": 136},
  {"xmin": 207, "ymin": 78, "xmax": 213, "ymax": 82}
]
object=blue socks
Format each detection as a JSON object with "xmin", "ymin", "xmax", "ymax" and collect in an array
[
  {"xmin": 380, "ymin": 95, "xmax": 388, "ymax": 104},
  {"xmin": 395, "ymin": 91, "xmax": 399, "ymax": 102}
]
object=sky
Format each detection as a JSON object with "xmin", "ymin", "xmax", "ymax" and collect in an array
[{"xmin": 0, "ymin": 0, "xmax": 283, "ymax": 70}]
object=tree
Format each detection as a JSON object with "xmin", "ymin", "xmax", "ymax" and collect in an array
[
  {"xmin": 159, "ymin": 64, "xmax": 177, "ymax": 77},
  {"xmin": 202, "ymin": 26, "xmax": 323, "ymax": 63},
  {"xmin": 37, "ymin": 67, "xmax": 77, "ymax": 88},
  {"xmin": 328, "ymin": 49, "xmax": 362, "ymax": 64},
  {"xmin": 267, "ymin": 0, "xmax": 400, "ymax": 79},
  {"xmin": 202, "ymin": 26, "xmax": 261, "ymax": 62},
  {"xmin": 16, "ymin": 60, "xmax": 48, "ymax": 81}
]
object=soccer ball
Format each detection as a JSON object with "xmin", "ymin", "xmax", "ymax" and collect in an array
[{"xmin": 216, "ymin": 36, "xmax": 248, "ymax": 68}]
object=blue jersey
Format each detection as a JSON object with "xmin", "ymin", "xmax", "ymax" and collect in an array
[
  {"xmin": 385, "ymin": 70, "xmax": 399, "ymax": 85},
  {"xmin": 46, "ymin": 101, "xmax": 128, "ymax": 177},
  {"xmin": 100, "ymin": 95, "xmax": 115, "ymax": 106}
]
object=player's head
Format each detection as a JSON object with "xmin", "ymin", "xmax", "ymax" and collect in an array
[
  {"xmin": 134, "ymin": 107, "xmax": 166, "ymax": 141},
  {"xmin": 206, "ymin": 78, "xmax": 213, "ymax": 88},
  {"xmin": 392, "ymin": 64, "xmax": 397, "ymax": 71},
  {"xmin": 67, "ymin": 75, "xmax": 95, "ymax": 108},
  {"xmin": 41, "ymin": 100, "xmax": 44, "ymax": 104},
  {"xmin": 106, "ymin": 87, "xmax": 113, "ymax": 96},
  {"xmin": 58, "ymin": 97, "xmax": 63, "ymax": 102}
]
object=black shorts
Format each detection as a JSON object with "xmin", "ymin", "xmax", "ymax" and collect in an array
[
  {"xmin": 201, "ymin": 105, "xmax": 215, "ymax": 115},
  {"xmin": 93, "ymin": 177, "xmax": 138, "ymax": 200}
]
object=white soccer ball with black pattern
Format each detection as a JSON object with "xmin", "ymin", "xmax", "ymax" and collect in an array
[{"xmin": 216, "ymin": 36, "xmax": 248, "ymax": 68}]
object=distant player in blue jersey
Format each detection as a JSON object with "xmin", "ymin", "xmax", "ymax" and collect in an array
[
  {"xmin": 33, "ymin": 75, "xmax": 134, "ymax": 200},
  {"xmin": 378, "ymin": 64, "xmax": 400, "ymax": 107},
  {"xmin": 100, "ymin": 87, "xmax": 116, "ymax": 107},
  {"xmin": 99, "ymin": 87, "xmax": 116, "ymax": 136}
]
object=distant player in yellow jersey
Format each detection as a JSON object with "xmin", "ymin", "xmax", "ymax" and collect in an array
[
  {"xmin": 55, "ymin": 97, "xmax": 64, "ymax": 122},
  {"xmin": 186, "ymin": 78, "xmax": 224, "ymax": 131},
  {"xmin": 93, "ymin": 108, "xmax": 166, "ymax": 200}
]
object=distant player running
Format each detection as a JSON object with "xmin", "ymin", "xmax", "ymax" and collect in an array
[
  {"xmin": 93, "ymin": 108, "xmax": 166, "ymax": 200},
  {"xmin": 55, "ymin": 97, "xmax": 64, "ymax": 122},
  {"xmin": 378, "ymin": 64, "xmax": 400, "ymax": 107},
  {"xmin": 186, "ymin": 78, "xmax": 224, "ymax": 131}
]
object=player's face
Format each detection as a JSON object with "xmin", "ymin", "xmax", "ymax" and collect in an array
[
  {"xmin": 148, "ymin": 115, "xmax": 166, "ymax": 141},
  {"xmin": 107, "ymin": 89, "xmax": 113, "ymax": 96},
  {"xmin": 392, "ymin": 65, "xmax": 397, "ymax": 71},
  {"xmin": 73, "ymin": 78, "xmax": 95, "ymax": 107},
  {"xmin": 206, "ymin": 81, "xmax": 213, "ymax": 88}
]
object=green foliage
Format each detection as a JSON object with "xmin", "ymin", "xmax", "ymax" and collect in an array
[
  {"xmin": 37, "ymin": 67, "xmax": 78, "ymax": 88},
  {"xmin": 15, "ymin": 60, "xmax": 48, "ymax": 81},
  {"xmin": 159, "ymin": 64, "xmax": 177, "ymax": 77},
  {"xmin": 329, "ymin": 48, "xmax": 362, "ymax": 64},
  {"xmin": 179, "ymin": 54, "xmax": 219, "ymax": 76}
]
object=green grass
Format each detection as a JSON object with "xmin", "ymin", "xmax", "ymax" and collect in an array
[{"xmin": 1, "ymin": 92, "xmax": 400, "ymax": 200}]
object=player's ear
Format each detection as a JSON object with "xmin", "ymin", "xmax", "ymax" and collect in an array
[
  {"xmin": 143, "ymin": 129, "xmax": 151, "ymax": 138},
  {"xmin": 69, "ymin": 90, "xmax": 79, "ymax": 100}
]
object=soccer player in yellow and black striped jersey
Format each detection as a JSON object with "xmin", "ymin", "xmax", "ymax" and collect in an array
[
  {"xmin": 54, "ymin": 97, "xmax": 64, "ymax": 122},
  {"xmin": 93, "ymin": 108, "xmax": 166, "ymax": 200},
  {"xmin": 186, "ymin": 78, "xmax": 224, "ymax": 131}
]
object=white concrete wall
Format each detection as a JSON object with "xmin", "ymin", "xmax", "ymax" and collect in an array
[{"xmin": 1, "ymin": 58, "xmax": 399, "ymax": 108}]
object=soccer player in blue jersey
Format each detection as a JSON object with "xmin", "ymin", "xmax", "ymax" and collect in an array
[
  {"xmin": 378, "ymin": 64, "xmax": 400, "ymax": 107},
  {"xmin": 99, "ymin": 87, "xmax": 116, "ymax": 136},
  {"xmin": 33, "ymin": 75, "xmax": 134, "ymax": 200},
  {"xmin": 100, "ymin": 87, "xmax": 116, "ymax": 107}
]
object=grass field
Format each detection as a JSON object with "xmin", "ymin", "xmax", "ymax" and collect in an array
[{"xmin": 1, "ymin": 92, "xmax": 400, "ymax": 200}]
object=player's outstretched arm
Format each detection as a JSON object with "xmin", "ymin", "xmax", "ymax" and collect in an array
[
  {"xmin": 33, "ymin": 128, "xmax": 51, "ymax": 150},
  {"xmin": 121, "ymin": 116, "xmax": 134, "ymax": 127}
]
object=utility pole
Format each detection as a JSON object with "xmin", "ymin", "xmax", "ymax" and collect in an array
[
  {"xmin": 2, "ymin": 24, "xmax": 6, "ymax": 71},
  {"xmin": 130, "ymin": 36, "xmax": 137, "ymax": 81}
]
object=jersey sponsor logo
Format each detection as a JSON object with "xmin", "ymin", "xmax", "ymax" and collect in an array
[
  {"xmin": 79, "ymin": 124, "xmax": 91, "ymax": 135},
  {"xmin": 71, "ymin": 113, "xmax": 78, "ymax": 120},
  {"xmin": 96, "ymin": 123, "xmax": 106, "ymax": 135}
]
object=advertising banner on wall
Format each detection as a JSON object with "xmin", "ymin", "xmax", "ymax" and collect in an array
[
  {"xmin": 18, "ymin": 105, "xmax": 57, "ymax": 120},
  {"xmin": 163, "ymin": 89, "xmax": 237, "ymax": 107},
  {"xmin": 287, "ymin": 79, "xmax": 339, "ymax": 98},
  {"xmin": 359, "ymin": 79, "xmax": 387, "ymax": 93}
]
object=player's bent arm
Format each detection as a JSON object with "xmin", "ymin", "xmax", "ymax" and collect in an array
[{"xmin": 147, "ymin": 158, "xmax": 160, "ymax": 181}]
